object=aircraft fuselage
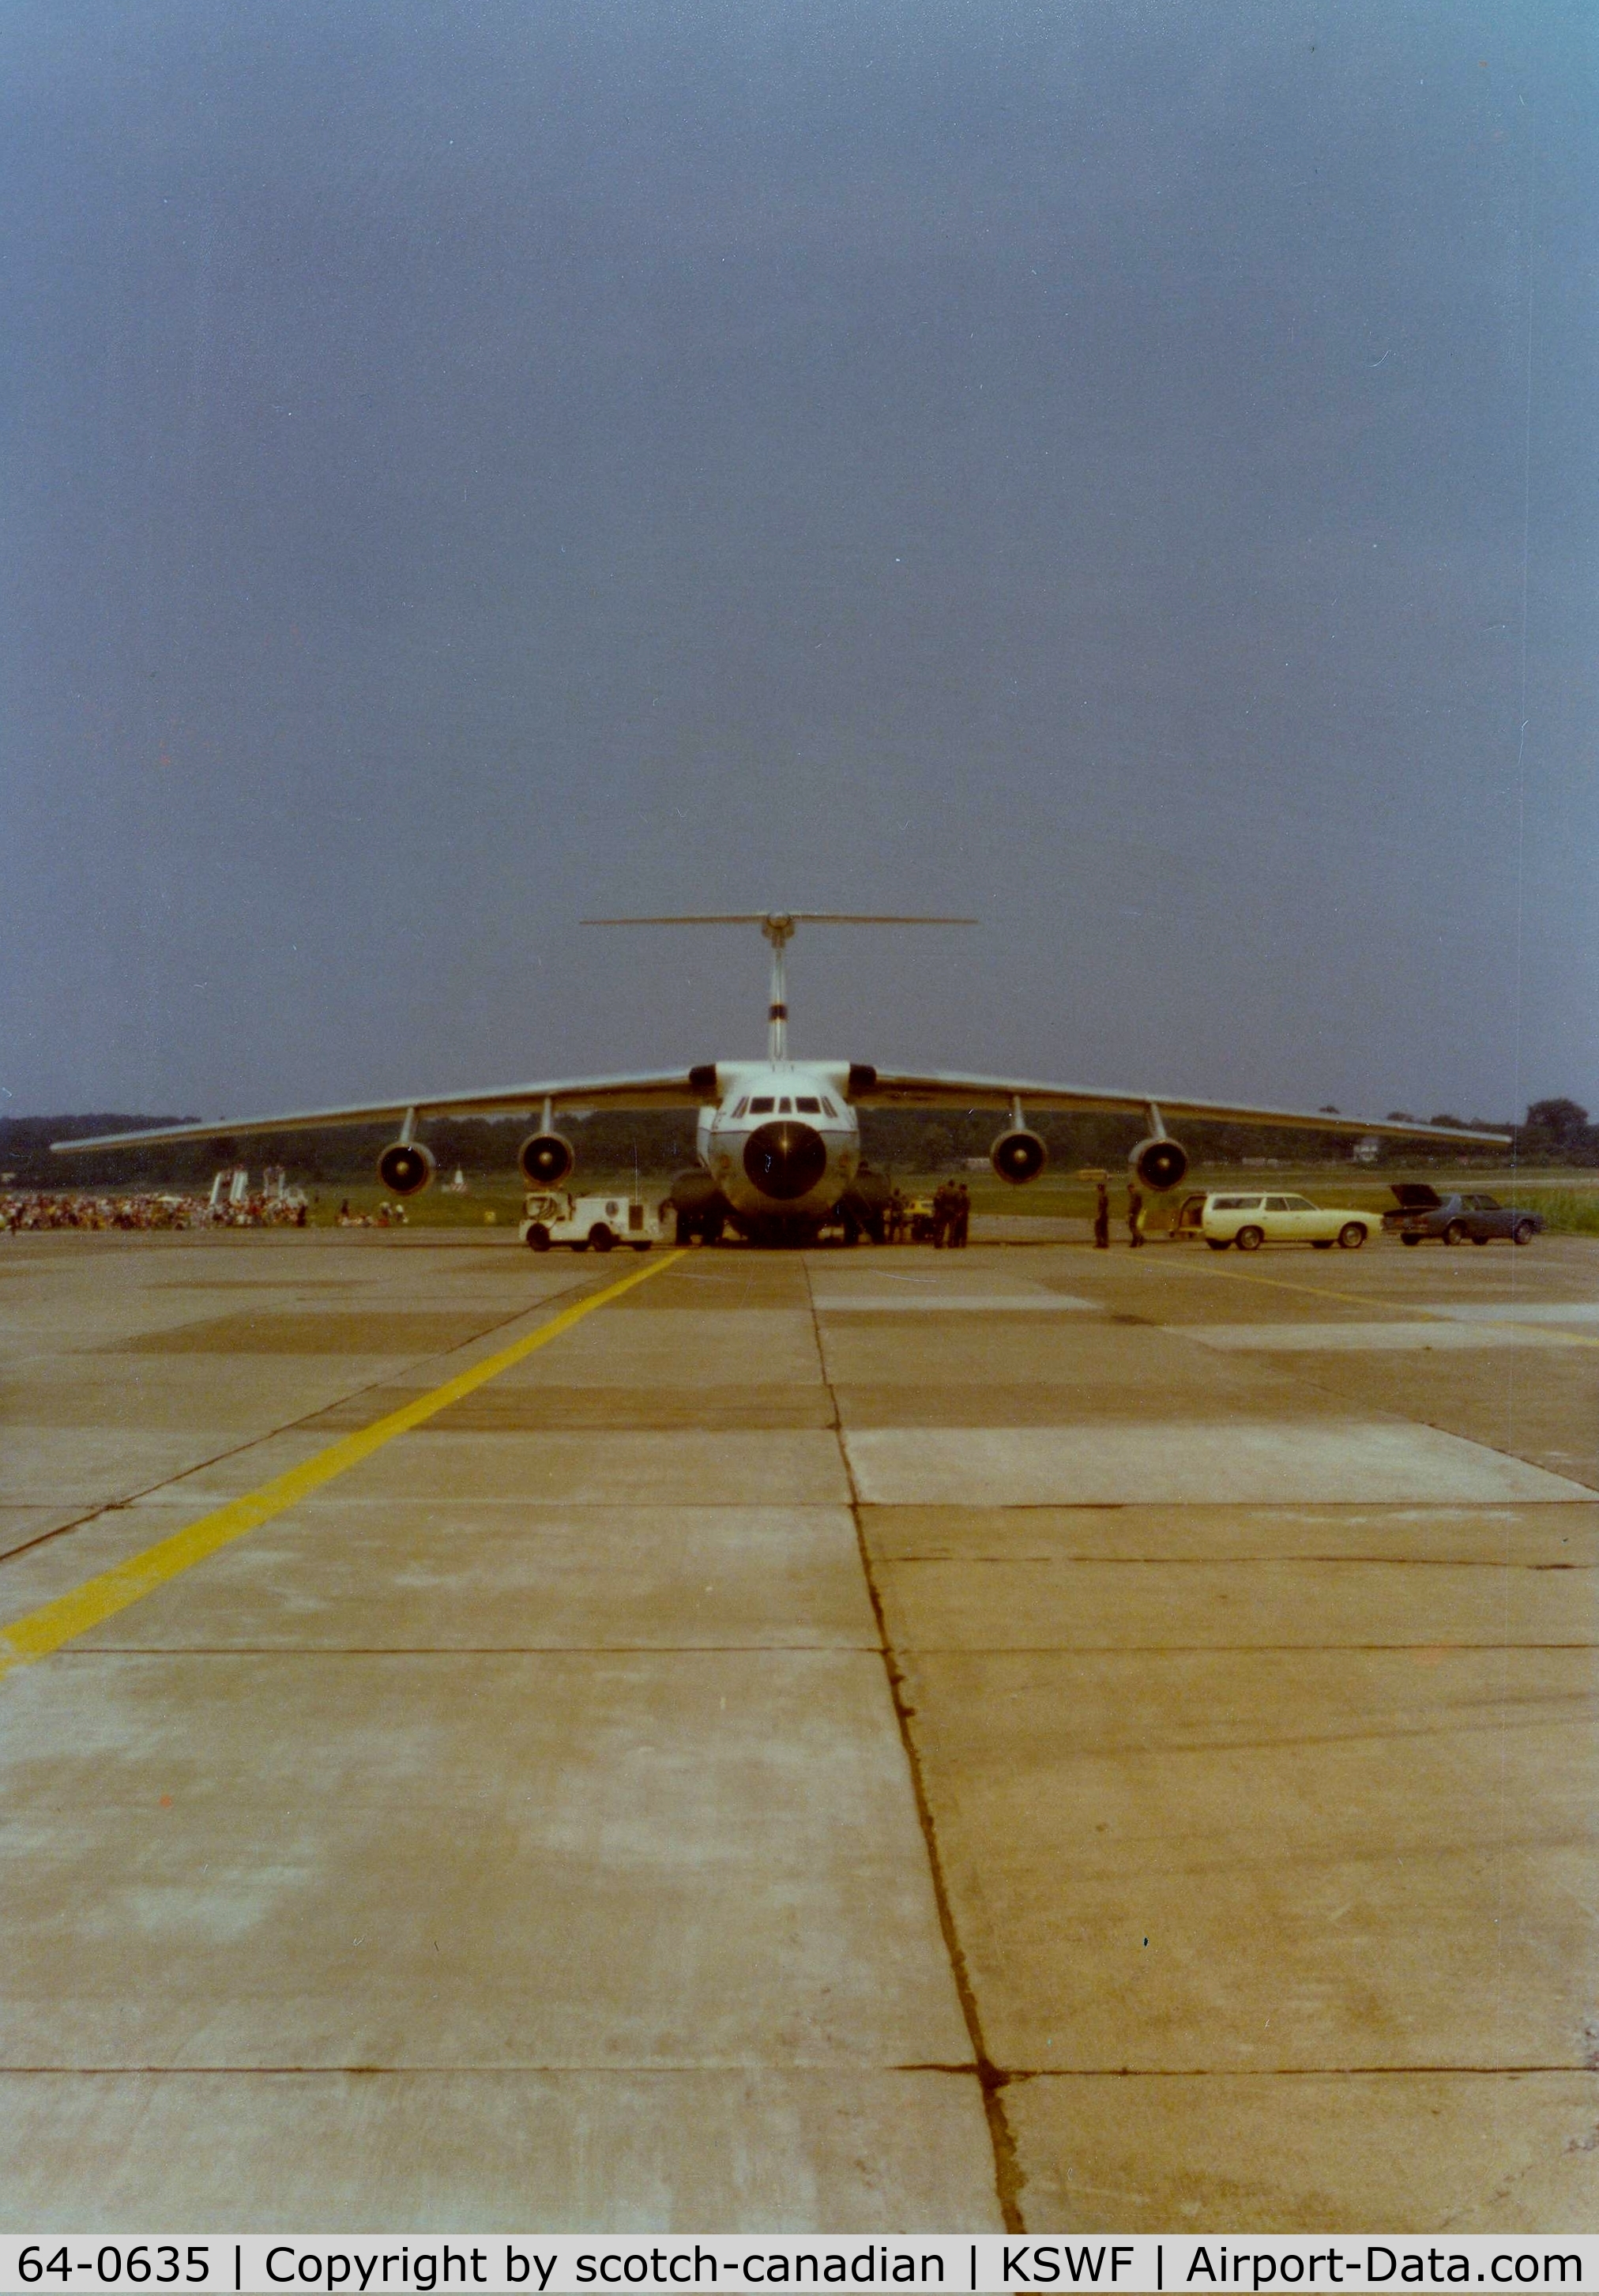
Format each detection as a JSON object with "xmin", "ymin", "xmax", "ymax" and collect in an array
[{"xmin": 694, "ymin": 1062, "xmax": 862, "ymax": 1235}]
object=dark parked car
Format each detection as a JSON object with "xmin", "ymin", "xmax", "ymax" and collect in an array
[{"xmin": 1383, "ymin": 1184, "xmax": 1544, "ymax": 1247}]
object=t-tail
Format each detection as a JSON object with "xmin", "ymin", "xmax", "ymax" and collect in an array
[{"xmin": 581, "ymin": 913, "xmax": 977, "ymax": 1059}]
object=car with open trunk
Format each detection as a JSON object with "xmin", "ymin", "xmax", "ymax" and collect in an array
[{"xmin": 1381, "ymin": 1184, "xmax": 1543, "ymax": 1246}]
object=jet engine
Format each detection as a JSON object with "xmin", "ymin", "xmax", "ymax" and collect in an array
[
  {"xmin": 376, "ymin": 1139, "xmax": 436, "ymax": 1196},
  {"xmin": 991, "ymin": 1127, "xmax": 1048, "ymax": 1185},
  {"xmin": 667, "ymin": 1167, "xmax": 730, "ymax": 1245},
  {"xmin": 519, "ymin": 1131, "xmax": 575, "ymax": 1187},
  {"xmin": 1129, "ymin": 1135, "xmax": 1189, "ymax": 1191},
  {"xmin": 837, "ymin": 1163, "xmax": 894, "ymax": 1244},
  {"xmin": 668, "ymin": 1169, "xmax": 723, "ymax": 1216}
]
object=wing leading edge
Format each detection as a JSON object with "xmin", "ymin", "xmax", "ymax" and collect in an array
[
  {"xmin": 48, "ymin": 1071, "xmax": 709, "ymax": 1157},
  {"xmin": 51, "ymin": 1066, "xmax": 1510, "ymax": 1157},
  {"xmin": 850, "ymin": 1069, "xmax": 1509, "ymax": 1146}
]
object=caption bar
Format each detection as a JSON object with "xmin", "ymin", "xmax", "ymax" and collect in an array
[{"xmin": 1, "ymin": 2238, "xmax": 1593, "ymax": 2295}]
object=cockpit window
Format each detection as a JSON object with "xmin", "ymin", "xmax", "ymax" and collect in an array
[
  {"xmin": 731, "ymin": 1099, "xmax": 748, "ymax": 1119},
  {"xmin": 748, "ymin": 1097, "xmax": 774, "ymax": 1115},
  {"xmin": 795, "ymin": 1096, "xmax": 820, "ymax": 1113},
  {"xmin": 819, "ymin": 1097, "xmax": 837, "ymax": 1117},
  {"xmin": 778, "ymin": 1097, "xmax": 792, "ymax": 1113}
]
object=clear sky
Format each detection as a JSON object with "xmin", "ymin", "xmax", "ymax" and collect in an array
[{"xmin": 4, "ymin": 0, "xmax": 1593, "ymax": 1126}]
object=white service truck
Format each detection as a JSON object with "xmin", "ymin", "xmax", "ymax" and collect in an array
[{"xmin": 519, "ymin": 1191, "xmax": 664, "ymax": 1253}]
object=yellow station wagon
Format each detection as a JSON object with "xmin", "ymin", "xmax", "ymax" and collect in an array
[{"xmin": 1198, "ymin": 1191, "xmax": 1381, "ymax": 1252}]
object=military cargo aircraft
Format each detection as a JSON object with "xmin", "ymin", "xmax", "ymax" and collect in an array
[{"xmin": 52, "ymin": 913, "xmax": 1507, "ymax": 1246}]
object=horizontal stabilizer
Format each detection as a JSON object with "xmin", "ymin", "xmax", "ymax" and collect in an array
[{"xmin": 581, "ymin": 913, "xmax": 976, "ymax": 926}]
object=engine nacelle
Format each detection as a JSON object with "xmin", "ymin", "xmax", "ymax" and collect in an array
[
  {"xmin": 376, "ymin": 1139, "xmax": 436, "ymax": 1197},
  {"xmin": 1129, "ymin": 1135, "xmax": 1189, "ymax": 1191},
  {"xmin": 991, "ymin": 1127, "xmax": 1048, "ymax": 1185},
  {"xmin": 666, "ymin": 1167, "xmax": 731, "ymax": 1244},
  {"xmin": 519, "ymin": 1131, "xmax": 575, "ymax": 1187},
  {"xmin": 668, "ymin": 1168, "xmax": 724, "ymax": 1215},
  {"xmin": 845, "ymin": 1163, "xmax": 894, "ymax": 1218}
]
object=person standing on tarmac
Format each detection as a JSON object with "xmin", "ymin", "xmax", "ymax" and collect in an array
[
  {"xmin": 954, "ymin": 1181, "xmax": 971, "ymax": 1248},
  {"xmin": 1127, "ymin": 1180, "xmax": 1145, "ymax": 1248},
  {"xmin": 1093, "ymin": 1180, "xmax": 1111, "ymax": 1249},
  {"xmin": 931, "ymin": 1182, "xmax": 950, "ymax": 1248}
]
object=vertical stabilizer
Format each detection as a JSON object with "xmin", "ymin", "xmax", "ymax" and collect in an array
[{"xmin": 581, "ymin": 913, "xmax": 976, "ymax": 1060}]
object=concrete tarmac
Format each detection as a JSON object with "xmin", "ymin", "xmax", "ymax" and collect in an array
[{"xmin": 1, "ymin": 1225, "xmax": 1596, "ymax": 2231}]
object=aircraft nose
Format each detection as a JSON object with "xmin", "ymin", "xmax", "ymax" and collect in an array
[{"xmin": 743, "ymin": 1120, "xmax": 828, "ymax": 1201}]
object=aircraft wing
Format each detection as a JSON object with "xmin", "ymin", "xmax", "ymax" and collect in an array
[
  {"xmin": 48, "ymin": 1070, "xmax": 713, "ymax": 1157},
  {"xmin": 849, "ymin": 1069, "xmax": 1509, "ymax": 1147}
]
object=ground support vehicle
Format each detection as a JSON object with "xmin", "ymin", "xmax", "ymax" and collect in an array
[
  {"xmin": 1382, "ymin": 1185, "xmax": 1544, "ymax": 1247},
  {"xmin": 1199, "ymin": 1191, "xmax": 1380, "ymax": 1252},
  {"xmin": 520, "ymin": 1191, "xmax": 663, "ymax": 1252}
]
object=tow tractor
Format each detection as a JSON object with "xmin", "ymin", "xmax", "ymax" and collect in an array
[{"xmin": 519, "ymin": 1190, "xmax": 664, "ymax": 1253}]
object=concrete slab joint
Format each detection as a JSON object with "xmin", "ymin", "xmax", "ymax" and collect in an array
[{"xmin": 0, "ymin": 1229, "xmax": 1594, "ymax": 2230}]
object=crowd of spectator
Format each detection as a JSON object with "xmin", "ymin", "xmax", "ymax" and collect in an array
[{"xmin": 0, "ymin": 1191, "xmax": 309, "ymax": 1233}]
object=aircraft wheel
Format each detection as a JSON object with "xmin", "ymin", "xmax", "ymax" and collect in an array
[
  {"xmin": 525, "ymin": 1224, "xmax": 551, "ymax": 1253},
  {"xmin": 1444, "ymin": 1218, "xmax": 1469, "ymax": 1246},
  {"xmin": 1235, "ymin": 1226, "xmax": 1264, "ymax": 1252},
  {"xmin": 589, "ymin": 1224, "xmax": 615, "ymax": 1252},
  {"xmin": 1513, "ymin": 1220, "xmax": 1537, "ymax": 1245},
  {"xmin": 1338, "ymin": 1223, "xmax": 1366, "ymax": 1250}
]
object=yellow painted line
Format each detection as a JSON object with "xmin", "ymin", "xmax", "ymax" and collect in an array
[
  {"xmin": 0, "ymin": 1247, "xmax": 686, "ymax": 1681},
  {"xmin": 1158, "ymin": 1252, "xmax": 1599, "ymax": 1345}
]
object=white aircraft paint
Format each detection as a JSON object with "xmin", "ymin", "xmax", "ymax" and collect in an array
[{"xmin": 694, "ymin": 1059, "xmax": 863, "ymax": 1229}]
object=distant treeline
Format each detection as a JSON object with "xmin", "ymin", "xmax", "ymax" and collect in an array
[{"xmin": 9, "ymin": 1096, "xmax": 1596, "ymax": 1188}]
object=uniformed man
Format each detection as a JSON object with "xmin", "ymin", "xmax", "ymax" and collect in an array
[
  {"xmin": 1093, "ymin": 1180, "xmax": 1110, "ymax": 1248},
  {"xmin": 931, "ymin": 1182, "xmax": 951, "ymax": 1248},
  {"xmin": 1127, "ymin": 1180, "xmax": 1145, "ymax": 1248}
]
